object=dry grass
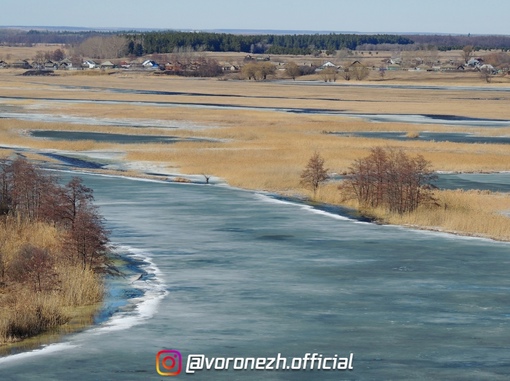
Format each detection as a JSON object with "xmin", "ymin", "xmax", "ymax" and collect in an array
[
  {"xmin": 357, "ymin": 190, "xmax": 510, "ymax": 241},
  {"xmin": 0, "ymin": 45, "xmax": 68, "ymax": 62},
  {"xmin": 2, "ymin": 70, "xmax": 510, "ymax": 119},
  {"xmin": 0, "ymin": 218, "xmax": 104, "ymax": 344},
  {"xmin": 0, "ymin": 291, "xmax": 68, "ymax": 343},
  {"xmin": 1, "ymin": 70, "xmax": 510, "ymax": 241}
]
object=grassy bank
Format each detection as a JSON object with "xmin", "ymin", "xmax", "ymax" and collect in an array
[
  {"xmin": 327, "ymin": 185, "xmax": 510, "ymax": 241},
  {"xmin": 0, "ymin": 218, "xmax": 104, "ymax": 345}
]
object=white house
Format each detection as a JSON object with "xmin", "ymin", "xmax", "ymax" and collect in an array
[
  {"xmin": 321, "ymin": 61, "xmax": 337, "ymax": 68},
  {"xmin": 82, "ymin": 60, "xmax": 98, "ymax": 69},
  {"xmin": 142, "ymin": 60, "xmax": 159, "ymax": 69}
]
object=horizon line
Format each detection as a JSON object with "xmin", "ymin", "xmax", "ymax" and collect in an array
[{"xmin": 1, "ymin": 25, "xmax": 507, "ymax": 37}]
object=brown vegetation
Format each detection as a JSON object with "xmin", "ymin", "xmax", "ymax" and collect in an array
[
  {"xmin": 0, "ymin": 158, "xmax": 110, "ymax": 344},
  {"xmin": 340, "ymin": 147, "xmax": 437, "ymax": 214},
  {"xmin": 300, "ymin": 152, "xmax": 330, "ymax": 198},
  {"xmin": 241, "ymin": 62, "xmax": 276, "ymax": 80},
  {"xmin": 0, "ymin": 68, "xmax": 509, "ymax": 242}
]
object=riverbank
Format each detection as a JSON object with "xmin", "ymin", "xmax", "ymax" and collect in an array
[
  {"xmin": 0, "ymin": 218, "xmax": 103, "ymax": 346},
  {"xmin": 0, "ymin": 152, "xmax": 508, "ymax": 357},
  {"xmin": 28, "ymin": 154, "xmax": 510, "ymax": 243}
]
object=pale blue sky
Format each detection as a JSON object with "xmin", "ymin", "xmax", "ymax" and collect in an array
[{"xmin": 2, "ymin": 0, "xmax": 509, "ymax": 35}]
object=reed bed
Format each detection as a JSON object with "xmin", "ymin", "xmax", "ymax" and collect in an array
[
  {"xmin": 1, "ymin": 71, "xmax": 510, "ymax": 241},
  {"xmin": 361, "ymin": 190, "xmax": 510, "ymax": 241},
  {"xmin": 0, "ymin": 219, "xmax": 104, "ymax": 344},
  {"xmin": 2, "ymin": 71, "xmax": 510, "ymax": 119}
]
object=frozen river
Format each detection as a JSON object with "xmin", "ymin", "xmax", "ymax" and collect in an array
[{"xmin": 1, "ymin": 172, "xmax": 509, "ymax": 380}]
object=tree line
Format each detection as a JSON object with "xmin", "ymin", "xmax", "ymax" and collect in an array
[
  {"xmin": 127, "ymin": 32, "xmax": 414, "ymax": 56},
  {"xmin": 0, "ymin": 158, "xmax": 111, "ymax": 278},
  {"xmin": 0, "ymin": 29, "xmax": 106, "ymax": 46},
  {"xmin": 3, "ymin": 29, "xmax": 510, "ymax": 54},
  {"xmin": 408, "ymin": 34, "xmax": 510, "ymax": 51}
]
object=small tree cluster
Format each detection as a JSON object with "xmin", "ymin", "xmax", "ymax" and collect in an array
[
  {"xmin": 320, "ymin": 67, "xmax": 337, "ymax": 82},
  {"xmin": 0, "ymin": 158, "xmax": 111, "ymax": 275},
  {"xmin": 73, "ymin": 35, "xmax": 127, "ymax": 59},
  {"xmin": 350, "ymin": 63, "xmax": 370, "ymax": 80},
  {"xmin": 300, "ymin": 152, "xmax": 330, "ymax": 198},
  {"xmin": 241, "ymin": 62, "xmax": 276, "ymax": 80},
  {"xmin": 285, "ymin": 62, "xmax": 301, "ymax": 80},
  {"xmin": 340, "ymin": 147, "xmax": 437, "ymax": 214},
  {"xmin": 33, "ymin": 48, "xmax": 66, "ymax": 64},
  {"xmin": 184, "ymin": 56, "xmax": 223, "ymax": 77}
]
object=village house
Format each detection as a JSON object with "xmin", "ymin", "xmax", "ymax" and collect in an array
[
  {"xmin": 100, "ymin": 61, "xmax": 115, "ymax": 69},
  {"xmin": 12, "ymin": 60, "xmax": 31, "ymax": 69},
  {"xmin": 82, "ymin": 60, "xmax": 98, "ymax": 69},
  {"xmin": 44, "ymin": 60, "xmax": 58, "ymax": 70},
  {"xmin": 142, "ymin": 60, "xmax": 159, "ymax": 69},
  {"xmin": 59, "ymin": 58, "xmax": 73, "ymax": 70},
  {"xmin": 222, "ymin": 64, "xmax": 239, "ymax": 72},
  {"xmin": 315, "ymin": 61, "xmax": 338, "ymax": 72}
]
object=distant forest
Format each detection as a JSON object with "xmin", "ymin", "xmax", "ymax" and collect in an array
[
  {"xmin": 407, "ymin": 34, "xmax": 510, "ymax": 51},
  {"xmin": 2, "ymin": 29, "xmax": 510, "ymax": 54},
  {"xmin": 126, "ymin": 32, "xmax": 414, "ymax": 55},
  {"xmin": 0, "ymin": 29, "xmax": 106, "ymax": 45}
]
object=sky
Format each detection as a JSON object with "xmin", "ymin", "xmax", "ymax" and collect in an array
[{"xmin": 1, "ymin": 0, "xmax": 509, "ymax": 35}]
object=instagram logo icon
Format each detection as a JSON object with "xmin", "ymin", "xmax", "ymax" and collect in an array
[{"xmin": 156, "ymin": 350, "xmax": 182, "ymax": 376}]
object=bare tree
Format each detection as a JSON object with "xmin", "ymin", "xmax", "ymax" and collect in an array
[
  {"xmin": 350, "ymin": 63, "xmax": 370, "ymax": 80},
  {"xmin": 241, "ymin": 62, "xmax": 276, "ymax": 80},
  {"xmin": 33, "ymin": 51, "xmax": 46, "ymax": 66},
  {"xmin": 340, "ymin": 147, "xmax": 437, "ymax": 214},
  {"xmin": 285, "ymin": 62, "xmax": 301, "ymax": 80},
  {"xmin": 341, "ymin": 67, "xmax": 351, "ymax": 81},
  {"xmin": 73, "ymin": 36, "xmax": 127, "ymax": 59},
  {"xmin": 320, "ymin": 67, "xmax": 337, "ymax": 82},
  {"xmin": 171, "ymin": 45, "xmax": 195, "ymax": 70},
  {"xmin": 257, "ymin": 62, "xmax": 276, "ymax": 80},
  {"xmin": 336, "ymin": 48, "xmax": 351, "ymax": 60},
  {"xmin": 51, "ymin": 48, "xmax": 65, "ymax": 61},
  {"xmin": 9, "ymin": 245, "xmax": 54, "ymax": 292},
  {"xmin": 300, "ymin": 152, "xmax": 330, "ymax": 198},
  {"xmin": 462, "ymin": 45, "xmax": 474, "ymax": 63}
]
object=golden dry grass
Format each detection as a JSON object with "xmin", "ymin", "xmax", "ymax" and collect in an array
[
  {"xmin": 2, "ymin": 70, "xmax": 510, "ymax": 119},
  {"xmin": 1, "ymin": 70, "xmax": 510, "ymax": 241},
  {"xmin": 332, "ymin": 188, "xmax": 510, "ymax": 241},
  {"xmin": 406, "ymin": 131, "xmax": 420, "ymax": 139},
  {"xmin": 0, "ymin": 45, "xmax": 68, "ymax": 62},
  {"xmin": 0, "ymin": 218, "xmax": 104, "ymax": 344}
]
